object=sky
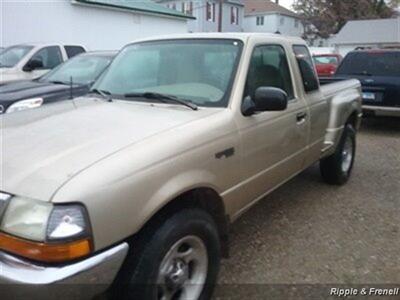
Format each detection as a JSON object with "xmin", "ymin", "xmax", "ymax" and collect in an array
[{"xmin": 277, "ymin": 0, "xmax": 295, "ymax": 11}]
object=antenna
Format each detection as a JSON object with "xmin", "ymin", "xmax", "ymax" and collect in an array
[{"xmin": 70, "ymin": 76, "xmax": 73, "ymax": 100}]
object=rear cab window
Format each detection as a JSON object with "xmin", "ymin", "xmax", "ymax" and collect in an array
[
  {"xmin": 64, "ymin": 46, "xmax": 86, "ymax": 59},
  {"xmin": 293, "ymin": 45, "xmax": 319, "ymax": 93}
]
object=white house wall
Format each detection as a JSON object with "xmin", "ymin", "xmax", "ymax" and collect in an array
[
  {"xmin": 160, "ymin": 0, "xmax": 243, "ymax": 32},
  {"xmin": 221, "ymin": 3, "xmax": 243, "ymax": 32},
  {"xmin": 1, "ymin": 0, "xmax": 188, "ymax": 50},
  {"xmin": 243, "ymin": 14, "xmax": 303, "ymax": 37},
  {"xmin": 243, "ymin": 15, "xmax": 277, "ymax": 33}
]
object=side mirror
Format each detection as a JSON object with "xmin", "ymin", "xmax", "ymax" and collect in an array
[
  {"xmin": 23, "ymin": 58, "xmax": 44, "ymax": 72},
  {"xmin": 242, "ymin": 87, "xmax": 288, "ymax": 116}
]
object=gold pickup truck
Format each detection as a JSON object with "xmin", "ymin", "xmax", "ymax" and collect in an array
[{"xmin": 0, "ymin": 33, "xmax": 362, "ymax": 300}]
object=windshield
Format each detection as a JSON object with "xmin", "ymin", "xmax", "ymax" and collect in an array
[
  {"xmin": 93, "ymin": 39, "xmax": 243, "ymax": 107},
  {"xmin": 313, "ymin": 56, "xmax": 338, "ymax": 65},
  {"xmin": 336, "ymin": 52, "xmax": 400, "ymax": 77},
  {"xmin": 0, "ymin": 45, "xmax": 33, "ymax": 68},
  {"xmin": 40, "ymin": 55, "xmax": 112, "ymax": 85}
]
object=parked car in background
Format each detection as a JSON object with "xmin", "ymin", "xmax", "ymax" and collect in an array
[
  {"xmin": 0, "ymin": 43, "xmax": 86, "ymax": 84},
  {"xmin": 0, "ymin": 33, "xmax": 362, "ymax": 300},
  {"xmin": 313, "ymin": 54, "xmax": 342, "ymax": 77},
  {"xmin": 334, "ymin": 49, "xmax": 400, "ymax": 117},
  {"xmin": 0, "ymin": 51, "xmax": 115, "ymax": 114}
]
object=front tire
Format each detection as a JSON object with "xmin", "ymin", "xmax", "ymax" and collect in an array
[
  {"xmin": 320, "ymin": 124, "xmax": 356, "ymax": 185},
  {"xmin": 112, "ymin": 208, "xmax": 221, "ymax": 300}
]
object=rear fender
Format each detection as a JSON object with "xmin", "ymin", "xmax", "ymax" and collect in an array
[{"xmin": 322, "ymin": 87, "xmax": 362, "ymax": 157}]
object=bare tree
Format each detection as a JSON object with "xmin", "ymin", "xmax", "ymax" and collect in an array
[{"xmin": 294, "ymin": 0, "xmax": 398, "ymax": 40}]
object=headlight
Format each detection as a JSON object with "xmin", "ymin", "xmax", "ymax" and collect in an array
[
  {"xmin": 0, "ymin": 192, "xmax": 11, "ymax": 217},
  {"xmin": 0, "ymin": 195, "xmax": 92, "ymax": 262},
  {"xmin": 6, "ymin": 98, "xmax": 43, "ymax": 113},
  {"xmin": 1, "ymin": 197, "xmax": 52, "ymax": 241}
]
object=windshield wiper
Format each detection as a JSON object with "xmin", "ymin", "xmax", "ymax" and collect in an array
[
  {"xmin": 123, "ymin": 92, "xmax": 198, "ymax": 111},
  {"xmin": 49, "ymin": 80, "xmax": 68, "ymax": 85},
  {"xmin": 90, "ymin": 88, "xmax": 113, "ymax": 102}
]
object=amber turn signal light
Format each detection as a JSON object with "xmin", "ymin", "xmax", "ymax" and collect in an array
[{"xmin": 0, "ymin": 232, "xmax": 91, "ymax": 263}]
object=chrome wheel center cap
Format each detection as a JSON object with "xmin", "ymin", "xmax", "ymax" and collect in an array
[{"xmin": 166, "ymin": 259, "xmax": 189, "ymax": 290}]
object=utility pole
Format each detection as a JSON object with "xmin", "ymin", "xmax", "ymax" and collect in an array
[{"xmin": 218, "ymin": 0, "xmax": 223, "ymax": 32}]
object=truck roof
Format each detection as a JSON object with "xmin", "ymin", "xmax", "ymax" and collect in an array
[{"xmin": 128, "ymin": 32, "xmax": 306, "ymax": 45}]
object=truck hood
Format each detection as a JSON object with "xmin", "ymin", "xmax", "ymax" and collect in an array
[{"xmin": 1, "ymin": 97, "xmax": 220, "ymax": 201}]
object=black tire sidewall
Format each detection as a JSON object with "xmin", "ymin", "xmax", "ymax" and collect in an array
[
  {"xmin": 115, "ymin": 209, "xmax": 221, "ymax": 300},
  {"xmin": 320, "ymin": 124, "xmax": 356, "ymax": 185},
  {"xmin": 338, "ymin": 124, "xmax": 356, "ymax": 181}
]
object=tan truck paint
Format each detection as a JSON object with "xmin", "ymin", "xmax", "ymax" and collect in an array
[{"xmin": 1, "ymin": 34, "xmax": 362, "ymax": 251}]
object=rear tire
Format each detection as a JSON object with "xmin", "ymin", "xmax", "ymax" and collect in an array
[
  {"xmin": 111, "ymin": 208, "xmax": 221, "ymax": 300},
  {"xmin": 320, "ymin": 124, "xmax": 356, "ymax": 185}
]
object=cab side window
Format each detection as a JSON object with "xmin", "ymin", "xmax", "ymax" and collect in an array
[
  {"xmin": 30, "ymin": 46, "xmax": 63, "ymax": 69},
  {"xmin": 293, "ymin": 45, "xmax": 319, "ymax": 93},
  {"xmin": 244, "ymin": 45, "xmax": 294, "ymax": 101}
]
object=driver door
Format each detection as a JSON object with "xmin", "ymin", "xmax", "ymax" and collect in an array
[{"xmin": 233, "ymin": 44, "xmax": 309, "ymax": 214}]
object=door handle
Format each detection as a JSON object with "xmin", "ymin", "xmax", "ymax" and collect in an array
[{"xmin": 296, "ymin": 112, "xmax": 307, "ymax": 124}]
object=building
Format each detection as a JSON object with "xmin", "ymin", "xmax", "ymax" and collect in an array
[
  {"xmin": 243, "ymin": 0, "xmax": 304, "ymax": 37},
  {"xmin": 330, "ymin": 17, "xmax": 400, "ymax": 56},
  {"xmin": 1, "ymin": 0, "xmax": 194, "ymax": 50},
  {"xmin": 157, "ymin": 0, "xmax": 245, "ymax": 32}
]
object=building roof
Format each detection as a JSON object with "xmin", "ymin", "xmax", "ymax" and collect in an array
[
  {"xmin": 331, "ymin": 17, "xmax": 400, "ymax": 45},
  {"xmin": 157, "ymin": 0, "xmax": 244, "ymax": 6},
  {"xmin": 74, "ymin": 0, "xmax": 195, "ymax": 19},
  {"xmin": 244, "ymin": 0, "xmax": 298, "ymax": 18}
]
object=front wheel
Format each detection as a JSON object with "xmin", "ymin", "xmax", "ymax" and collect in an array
[
  {"xmin": 112, "ymin": 208, "xmax": 221, "ymax": 300},
  {"xmin": 320, "ymin": 124, "xmax": 356, "ymax": 185}
]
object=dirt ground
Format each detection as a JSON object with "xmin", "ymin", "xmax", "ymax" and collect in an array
[{"xmin": 215, "ymin": 117, "xmax": 400, "ymax": 299}]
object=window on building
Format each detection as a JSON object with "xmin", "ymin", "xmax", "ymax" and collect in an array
[
  {"xmin": 181, "ymin": 1, "xmax": 193, "ymax": 15},
  {"xmin": 295, "ymin": 19, "xmax": 299, "ymax": 28},
  {"xmin": 256, "ymin": 16, "xmax": 264, "ymax": 26},
  {"xmin": 206, "ymin": 2, "xmax": 216, "ymax": 22},
  {"xmin": 182, "ymin": 1, "xmax": 193, "ymax": 16},
  {"xmin": 244, "ymin": 45, "xmax": 294, "ymax": 101},
  {"xmin": 280, "ymin": 16, "xmax": 285, "ymax": 25},
  {"xmin": 231, "ymin": 6, "xmax": 239, "ymax": 25},
  {"xmin": 29, "ymin": 46, "xmax": 63, "ymax": 69}
]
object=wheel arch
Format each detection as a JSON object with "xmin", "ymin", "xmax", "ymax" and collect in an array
[{"xmin": 131, "ymin": 186, "xmax": 230, "ymax": 258}]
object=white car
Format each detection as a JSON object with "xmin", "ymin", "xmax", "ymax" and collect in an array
[{"xmin": 0, "ymin": 44, "xmax": 86, "ymax": 84}]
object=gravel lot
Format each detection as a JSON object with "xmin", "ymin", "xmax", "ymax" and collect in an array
[{"xmin": 215, "ymin": 117, "xmax": 400, "ymax": 299}]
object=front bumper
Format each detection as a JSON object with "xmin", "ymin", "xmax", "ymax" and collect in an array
[
  {"xmin": 363, "ymin": 105, "xmax": 400, "ymax": 117},
  {"xmin": 0, "ymin": 242, "xmax": 129, "ymax": 300}
]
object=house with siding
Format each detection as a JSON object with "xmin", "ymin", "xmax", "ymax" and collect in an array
[
  {"xmin": 243, "ymin": 0, "xmax": 304, "ymax": 37},
  {"xmin": 157, "ymin": 0, "xmax": 245, "ymax": 32},
  {"xmin": 1, "ymin": 0, "xmax": 194, "ymax": 50},
  {"xmin": 330, "ymin": 17, "xmax": 400, "ymax": 56}
]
